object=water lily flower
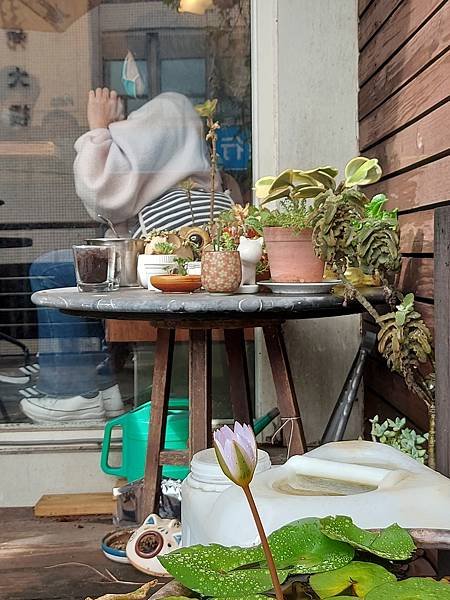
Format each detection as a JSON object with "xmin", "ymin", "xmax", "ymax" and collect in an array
[
  {"xmin": 213, "ymin": 422, "xmax": 284, "ymax": 600},
  {"xmin": 213, "ymin": 422, "xmax": 257, "ymax": 487}
]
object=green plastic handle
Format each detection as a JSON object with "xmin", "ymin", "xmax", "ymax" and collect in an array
[{"xmin": 100, "ymin": 420, "xmax": 124, "ymax": 476}]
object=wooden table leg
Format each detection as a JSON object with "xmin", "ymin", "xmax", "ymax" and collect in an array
[
  {"xmin": 189, "ymin": 329, "xmax": 212, "ymax": 457},
  {"xmin": 141, "ymin": 328, "xmax": 175, "ymax": 519},
  {"xmin": 224, "ymin": 329, "xmax": 253, "ymax": 424},
  {"xmin": 263, "ymin": 322, "xmax": 307, "ymax": 455}
]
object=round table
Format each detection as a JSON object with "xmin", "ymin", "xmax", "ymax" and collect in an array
[{"xmin": 32, "ymin": 286, "xmax": 379, "ymax": 517}]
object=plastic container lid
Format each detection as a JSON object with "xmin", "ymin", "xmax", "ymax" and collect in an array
[{"xmin": 190, "ymin": 447, "xmax": 271, "ymax": 485}]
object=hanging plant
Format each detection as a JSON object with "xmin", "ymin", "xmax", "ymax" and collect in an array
[{"xmin": 307, "ymin": 157, "xmax": 436, "ymax": 468}]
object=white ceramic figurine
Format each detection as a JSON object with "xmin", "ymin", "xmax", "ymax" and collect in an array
[
  {"xmin": 126, "ymin": 513, "xmax": 182, "ymax": 576},
  {"xmin": 237, "ymin": 236, "xmax": 264, "ymax": 293}
]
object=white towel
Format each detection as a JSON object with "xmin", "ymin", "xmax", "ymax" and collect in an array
[{"xmin": 73, "ymin": 92, "xmax": 220, "ymax": 234}]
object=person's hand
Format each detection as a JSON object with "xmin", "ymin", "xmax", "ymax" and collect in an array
[{"xmin": 87, "ymin": 87, "xmax": 124, "ymax": 130}]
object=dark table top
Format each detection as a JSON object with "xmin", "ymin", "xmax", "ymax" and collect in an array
[{"xmin": 32, "ymin": 286, "xmax": 383, "ymax": 327}]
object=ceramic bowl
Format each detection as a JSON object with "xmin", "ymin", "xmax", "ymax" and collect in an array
[
  {"xmin": 101, "ymin": 528, "xmax": 135, "ymax": 564},
  {"xmin": 150, "ymin": 275, "xmax": 202, "ymax": 293}
]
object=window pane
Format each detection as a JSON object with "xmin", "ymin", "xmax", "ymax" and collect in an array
[
  {"xmin": 0, "ymin": 0, "xmax": 252, "ymax": 430},
  {"xmin": 161, "ymin": 58, "xmax": 206, "ymax": 98}
]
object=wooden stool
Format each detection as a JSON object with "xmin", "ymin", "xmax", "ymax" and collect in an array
[{"xmin": 140, "ymin": 319, "xmax": 307, "ymax": 518}]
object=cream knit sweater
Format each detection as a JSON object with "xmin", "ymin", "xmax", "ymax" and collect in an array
[{"xmin": 73, "ymin": 92, "xmax": 219, "ymax": 236}]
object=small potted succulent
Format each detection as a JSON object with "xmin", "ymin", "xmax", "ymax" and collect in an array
[
  {"xmin": 216, "ymin": 203, "xmax": 268, "ymax": 292},
  {"xmin": 201, "ymin": 224, "xmax": 242, "ymax": 293},
  {"xmin": 138, "ymin": 229, "xmax": 207, "ymax": 290},
  {"xmin": 137, "ymin": 233, "xmax": 178, "ymax": 289}
]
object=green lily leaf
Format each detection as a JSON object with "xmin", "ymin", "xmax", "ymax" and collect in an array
[
  {"xmin": 211, "ymin": 596, "xmax": 268, "ymax": 600},
  {"xmin": 159, "ymin": 543, "xmax": 290, "ymax": 598},
  {"xmin": 365, "ymin": 577, "xmax": 450, "ymax": 599},
  {"xmin": 266, "ymin": 518, "xmax": 354, "ymax": 573},
  {"xmin": 319, "ymin": 516, "xmax": 415, "ymax": 560},
  {"xmin": 344, "ymin": 156, "xmax": 382, "ymax": 187},
  {"xmin": 310, "ymin": 561, "xmax": 396, "ymax": 598}
]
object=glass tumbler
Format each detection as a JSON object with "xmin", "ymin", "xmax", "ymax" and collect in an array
[{"xmin": 72, "ymin": 245, "xmax": 117, "ymax": 292}]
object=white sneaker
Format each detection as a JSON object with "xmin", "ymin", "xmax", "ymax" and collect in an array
[
  {"xmin": 101, "ymin": 384, "xmax": 124, "ymax": 418},
  {"xmin": 0, "ymin": 363, "xmax": 39, "ymax": 385},
  {"xmin": 20, "ymin": 392, "xmax": 105, "ymax": 423}
]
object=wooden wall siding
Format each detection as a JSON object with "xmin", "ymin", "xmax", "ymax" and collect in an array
[
  {"xmin": 360, "ymin": 51, "xmax": 450, "ymax": 149},
  {"xmin": 358, "ymin": 0, "xmax": 450, "ymax": 431},
  {"xmin": 359, "ymin": 1, "xmax": 450, "ymax": 118},
  {"xmin": 359, "ymin": 0, "xmax": 446, "ymax": 85}
]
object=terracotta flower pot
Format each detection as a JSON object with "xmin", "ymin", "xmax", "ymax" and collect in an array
[
  {"xmin": 263, "ymin": 227, "xmax": 324, "ymax": 283},
  {"xmin": 201, "ymin": 250, "xmax": 242, "ymax": 293}
]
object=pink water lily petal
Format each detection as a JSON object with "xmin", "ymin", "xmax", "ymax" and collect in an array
[
  {"xmin": 234, "ymin": 422, "xmax": 257, "ymax": 463},
  {"xmin": 214, "ymin": 424, "xmax": 234, "ymax": 448},
  {"xmin": 213, "ymin": 422, "xmax": 257, "ymax": 486}
]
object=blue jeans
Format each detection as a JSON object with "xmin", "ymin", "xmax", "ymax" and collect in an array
[{"xmin": 30, "ymin": 249, "xmax": 115, "ymax": 397}]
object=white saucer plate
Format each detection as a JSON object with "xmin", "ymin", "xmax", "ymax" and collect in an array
[{"xmin": 259, "ymin": 280, "xmax": 341, "ymax": 295}]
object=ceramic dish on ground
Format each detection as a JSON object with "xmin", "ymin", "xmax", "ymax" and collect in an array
[
  {"xmin": 259, "ymin": 280, "xmax": 341, "ymax": 295},
  {"xmin": 150, "ymin": 274, "xmax": 202, "ymax": 293},
  {"xmin": 101, "ymin": 528, "xmax": 135, "ymax": 563}
]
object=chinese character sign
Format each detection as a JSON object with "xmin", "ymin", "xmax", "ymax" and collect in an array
[{"xmin": 216, "ymin": 126, "xmax": 251, "ymax": 171}]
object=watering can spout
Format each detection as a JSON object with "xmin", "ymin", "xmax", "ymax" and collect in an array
[{"xmin": 253, "ymin": 408, "xmax": 280, "ymax": 436}]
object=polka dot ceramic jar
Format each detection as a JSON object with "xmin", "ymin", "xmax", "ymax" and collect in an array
[{"xmin": 201, "ymin": 250, "xmax": 242, "ymax": 293}]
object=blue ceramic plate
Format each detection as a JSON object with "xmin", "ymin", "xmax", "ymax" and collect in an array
[{"xmin": 101, "ymin": 528, "xmax": 135, "ymax": 564}]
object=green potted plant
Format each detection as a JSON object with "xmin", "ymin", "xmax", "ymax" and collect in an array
[
  {"xmin": 254, "ymin": 168, "xmax": 337, "ymax": 282},
  {"xmin": 255, "ymin": 158, "xmax": 382, "ymax": 283}
]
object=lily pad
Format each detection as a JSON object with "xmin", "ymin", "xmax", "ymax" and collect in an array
[
  {"xmin": 211, "ymin": 596, "xmax": 268, "ymax": 600},
  {"xmin": 159, "ymin": 543, "xmax": 290, "ymax": 598},
  {"xmin": 320, "ymin": 515, "xmax": 415, "ymax": 560},
  {"xmin": 365, "ymin": 577, "xmax": 450, "ymax": 599},
  {"xmin": 310, "ymin": 561, "xmax": 396, "ymax": 598},
  {"xmin": 266, "ymin": 518, "xmax": 354, "ymax": 573}
]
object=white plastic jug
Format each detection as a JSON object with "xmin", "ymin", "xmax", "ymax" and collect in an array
[
  {"xmin": 182, "ymin": 441, "xmax": 450, "ymax": 547},
  {"xmin": 181, "ymin": 448, "xmax": 271, "ymax": 546}
]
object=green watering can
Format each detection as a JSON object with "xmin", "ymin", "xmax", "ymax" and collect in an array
[
  {"xmin": 101, "ymin": 398, "xmax": 190, "ymax": 482},
  {"xmin": 101, "ymin": 402, "xmax": 279, "ymax": 483}
]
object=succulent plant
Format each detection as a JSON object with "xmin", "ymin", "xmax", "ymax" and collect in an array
[
  {"xmin": 357, "ymin": 220, "xmax": 402, "ymax": 275},
  {"xmin": 343, "ymin": 156, "xmax": 382, "ymax": 188},
  {"xmin": 377, "ymin": 294, "xmax": 433, "ymax": 375},
  {"xmin": 309, "ymin": 188, "xmax": 367, "ymax": 271},
  {"xmin": 370, "ymin": 415, "xmax": 429, "ymax": 464}
]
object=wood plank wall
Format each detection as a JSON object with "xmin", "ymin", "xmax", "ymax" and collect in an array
[{"xmin": 358, "ymin": 0, "xmax": 450, "ymax": 432}]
